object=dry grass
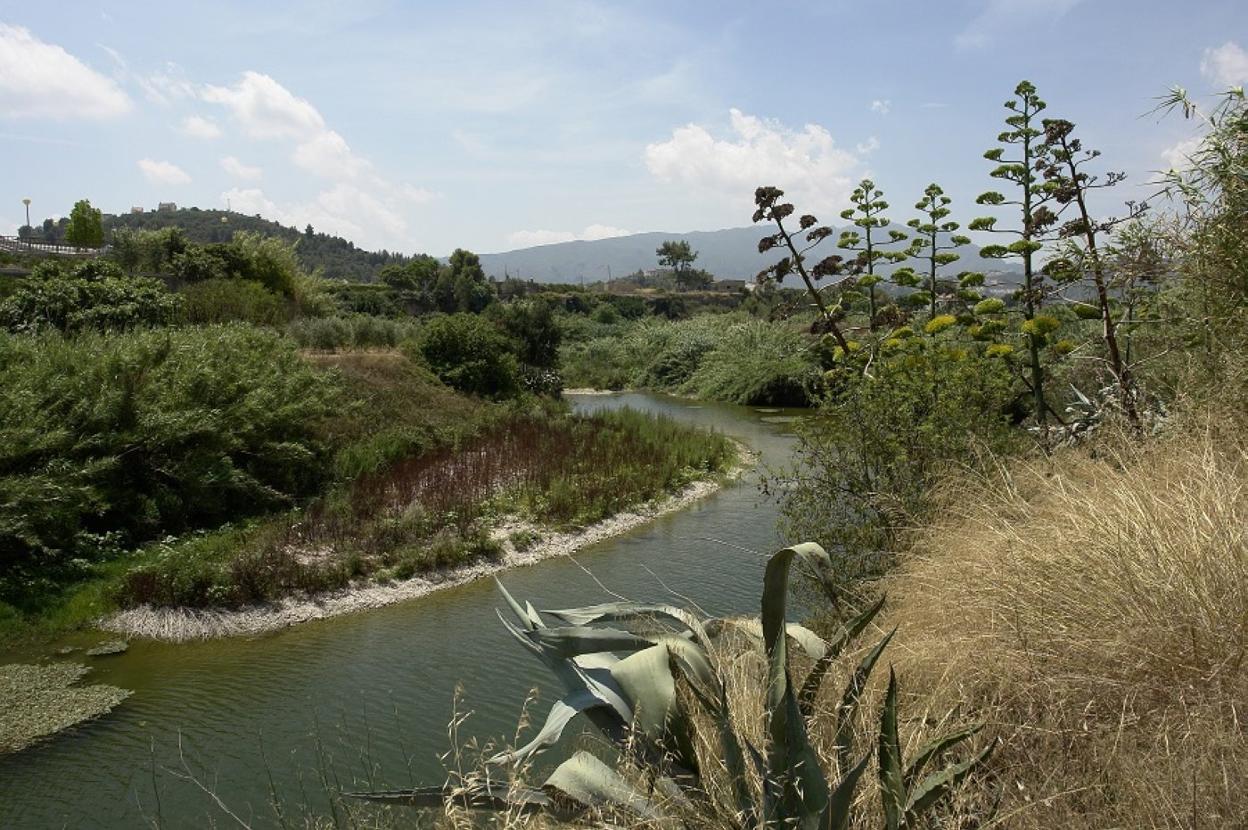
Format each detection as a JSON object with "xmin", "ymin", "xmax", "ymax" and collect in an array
[{"xmin": 880, "ymin": 422, "xmax": 1248, "ymax": 828}]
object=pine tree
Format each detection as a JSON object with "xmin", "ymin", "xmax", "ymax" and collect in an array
[
  {"xmin": 971, "ymin": 81, "xmax": 1061, "ymax": 429},
  {"xmin": 837, "ymin": 179, "xmax": 909, "ymax": 330}
]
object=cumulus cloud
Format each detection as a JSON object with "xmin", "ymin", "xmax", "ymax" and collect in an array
[
  {"xmin": 137, "ymin": 158, "xmax": 191, "ymax": 185},
  {"xmin": 1160, "ymin": 136, "xmax": 1202, "ymax": 171},
  {"xmin": 179, "ymin": 114, "xmax": 222, "ymax": 139},
  {"xmin": 505, "ymin": 224, "xmax": 631, "ymax": 249},
  {"xmin": 220, "ymin": 155, "xmax": 262, "ymax": 181},
  {"xmin": 202, "ymin": 71, "xmax": 324, "ymax": 139},
  {"xmin": 0, "ymin": 23, "xmax": 131, "ymax": 119},
  {"xmin": 955, "ymin": 0, "xmax": 1083, "ymax": 50},
  {"xmin": 291, "ymin": 129, "xmax": 371, "ymax": 179},
  {"xmin": 222, "ymin": 185, "xmax": 408, "ymax": 250},
  {"xmin": 644, "ymin": 108, "xmax": 862, "ymax": 217},
  {"xmin": 1201, "ymin": 42, "xmax": 1248, "ymax": 87},
  {"xmin": 869, "ymin": 99, "xmax": 890, "ymax": 115}
]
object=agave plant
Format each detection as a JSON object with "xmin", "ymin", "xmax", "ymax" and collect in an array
[{"xmin": 351, "ymin": 543, "xmax": 994, "ymax": 827}]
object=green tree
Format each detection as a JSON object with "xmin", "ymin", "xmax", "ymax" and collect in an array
[
  {"xmin": 971, "ymin": 81, "xmax": 1061, "ymax": 429},
  {"xmin": 656, "ymin": 239, "xmax": 698, "ymax": 281},
  {"xmin": 414, "ymin": 313, "xmax": 519, "ymax": 398},
  {"xmin": 837, "ymin": 179, "xmax": 909, "ymax": 330},
  {"xmin": 65, "ymin": 199, "xmax": 103, "ymax": 247}
]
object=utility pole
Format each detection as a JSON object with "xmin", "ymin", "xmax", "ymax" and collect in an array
[{"xmin": 21, "ymin": 198, "xmax": 31, "ymax": 246}]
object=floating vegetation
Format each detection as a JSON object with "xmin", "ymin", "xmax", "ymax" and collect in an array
[
  {"xmin": 0, "ymin": 663, "xmax": 131, "ymax": 754},
  {"xmin": 85, "ymin": 640, "xmax": 128, "ymax": 657}
]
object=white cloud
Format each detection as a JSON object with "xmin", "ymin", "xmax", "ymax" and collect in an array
[
  {"xmin": 505, "ymin": 224, "xmax": 631, "ymax": 249},
  {"xmin": 1201, "ymin": 42, "xmax": 1248, "ymax": 88},
  {"xmin": 644, "ymin": 108, "xmax": 863, "ymax": 217},
  {"xmin": 292, "ymin": 129, "xmax": 371, "ymax": 179},
  {"xmin": 869, "ymin": 99, "xmax": 890, "ymax": 115},
  {"xmin": 0, "ymin": 24, "xmax": 131, "ymax": 119},
  {"xmin": 220, "ymin": 155, "xmax": 262, "ymax": 181},
  {"xmin": 202, "ymin": 71, "xmax": 325, "ymax": 139},
  {"xmin": 138, "ymin": 62, "xmax": 197, "ymax": 105},
  {"xmin": 179, "ymin": 114, "xmax": 222, "ymax": 139},
  {"xmin": 137, "ymin": 158, "xmax": 191, "ymax": 185},
  {"xmin": 955, "ymin": 0, "xmax": 1083, "ymax": 50},
  {"xmin": 222, "ymin": 184, "xmax": 409, "ymax": 250},
  {"xmin": 1160, "ymin": 136, "xmax": 1202, "ymax": 171},
  {"xmin": 856, "ymin": 136, "xmax": 880, "ymax": 155}
]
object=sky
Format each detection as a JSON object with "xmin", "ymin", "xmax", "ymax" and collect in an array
[{"xmin": 0, "ymin": 0, "xmax": 1245, "ymax": 256}]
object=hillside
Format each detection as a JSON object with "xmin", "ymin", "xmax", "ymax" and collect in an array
[
  {"xmin": 103, "ymin": 209, "xmax": 408, "ymax": 282},
  {"xmin": 477, "ymin": 226, "xmax": 1021, "ymax": 289}
]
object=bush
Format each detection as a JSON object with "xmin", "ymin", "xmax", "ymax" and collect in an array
[
  {"xmin": 411, "ymin": 313, "xmax": 520, "ymax": 398},
  {"xmin": 0, "ymin": 260, "xmax": 181, "ymax": 333},
  {"xmin": 684, "ymin": 318, "xmax": 820, "ymax": 405},
  {"xmin": 778, "ymin": 339, "xmax": 1020, "ymax": 586},
  {"xmin": 181, "ymin": 278, "xmax": 288, "ymax": 326},
  {"xmin": 0, "ymin": 324, "xmax": 342, "ymax": 595}
]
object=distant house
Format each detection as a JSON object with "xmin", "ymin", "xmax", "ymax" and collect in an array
[
  {"xmin": 157, "ymin": 202, "xmax": 177, "ymax": 213},
  {"xmin": 130, "ymin": 206, "xmax": 145, "ymax": 214}
]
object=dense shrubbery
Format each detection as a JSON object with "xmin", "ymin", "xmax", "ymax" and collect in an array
[
  {"xmin": 0, "ymin": 260, "xmax": 181, "ymax": 333},
  {"xmin": 181, "ymin": 278, "xmax": 288, "ymax": 326},
  {"xmin": 560, "ymin": 314, "xmax": 822, "ymax": 404},
  {"xmin": 411, "ymin": 313, "xmax": 522, "ymax": 398},
  {"xmin": 0, "ymin": 325, "xmax": 341, "ymax": 601}
]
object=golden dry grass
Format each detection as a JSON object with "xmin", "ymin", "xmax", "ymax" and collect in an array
[{"xmin": 881, "ymin": 422, "xmax": 1248, "ymax": 828}]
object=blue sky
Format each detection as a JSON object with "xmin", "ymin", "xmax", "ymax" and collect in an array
[{"xmin": 1, "ymin": 0, "xmax": 1245, "ymax": 256}]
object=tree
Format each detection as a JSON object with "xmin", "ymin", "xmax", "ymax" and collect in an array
[
  {"xmin": 65, "ymin": 199, "xmax": 104, "ymax": 247},
  {"xmin": 1039, "ymin": 117, "xmax": 1146, "ymax": 427},
  {"xmin": 971, "ymin": 81, "xmax": 1061, "ymax": 429},
  {"xmin": 656, "ymin": 240, "xmax": 698, "ymax": 276},
  {"xmin": 837, "ymin": 179, "xmax": 909, "ymax": 330},
  {"xmin": 895, "ymin": 183, "xmax": 976, "ymax": 322}
]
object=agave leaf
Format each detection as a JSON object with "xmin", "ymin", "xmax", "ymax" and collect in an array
[
  {"xmin": 718, "ymin": 618, "xmax": 829, "ymax": 660},
  {"xmin": 488, "ymin": 688, "xmax": 606, "ymax": 766},
  {"xmin": 544, "ymin": 602, "xmax": 710, "ymax": 644},
  {"xmin": 833, "ymin": 627, "xmax": 896, "ymax": 774},
  {"xmin": 346, "ymin": 781, "xmax": 553, "ymax": 813},
  {"xmin": 903, "ymin": 738, "xmax": 997, "ymax": 825},
  {"xmin": 799, "ymin": 595, "xmax": 887, "ymax": 722},
  {"xmin": 609, "ymin": 644, "xmax": 700, "ymax": 774},
  {"xmin": 543, "ymin": 751, "xmax": 665, "ymax": 820},
  {"xmin": 496, "ymin": 578, "xmax": 538, "ymax": 631},
  {"xmin": 824, "ymin": 751, "xmax": 870, "ymax": 830},
  {"xmin": 762, "ymin": 543, "xmax": 832, "ymax": 830},
  {"xmin": 530, "ymin": 626, "xmax": 657, "ymax": 659},
  {"xmin": 649, "ymin": 633, "xmax": 716, "ymax": 692},
  {"xmin": 902, "ymin": 723, "xmax": 982, "ymax": 795},
  {"xmin": 877, "ymin": 669, "xmax": 905, "ymax": 830}
]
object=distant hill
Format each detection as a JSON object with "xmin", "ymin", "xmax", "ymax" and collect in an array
[
  {"xmin": 103, "ymin": 208, "xmax": 408, "ymax": 282},
  {"xmin": 477, "ymin": 227, "xmax": 1021, "ymax": 289}
]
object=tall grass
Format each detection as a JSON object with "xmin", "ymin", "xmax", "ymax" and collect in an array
[{"xmin": 875, "ymin": 423, "xmax": 1248, "ymax": 827}]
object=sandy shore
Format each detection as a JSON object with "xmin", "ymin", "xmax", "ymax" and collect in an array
[{"xmin": 101, "ymin": 453, "xmax": 752, "ymax": 643}]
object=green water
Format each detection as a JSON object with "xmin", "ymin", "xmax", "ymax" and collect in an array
[{"xmin": 0, "ymin": 392, "xmax": 805, "ymax": 829}]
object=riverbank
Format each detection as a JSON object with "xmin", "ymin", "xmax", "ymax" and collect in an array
[{"xmin": 100, "ymin": 448, "xmax": 752, "ymax": 642}]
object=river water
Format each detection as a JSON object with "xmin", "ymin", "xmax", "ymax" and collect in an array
[{"xmin": 0, "ymin": 392, "xmax": 805, "ymax": 829}]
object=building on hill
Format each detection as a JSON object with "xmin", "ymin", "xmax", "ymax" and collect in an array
[
  {"xmin": 157, "ymin": 202, "xmax": 177, "ymax": 213},
  {"xmin": 130, "ymin": 206, "xmax": 145, "ymax": 214}
]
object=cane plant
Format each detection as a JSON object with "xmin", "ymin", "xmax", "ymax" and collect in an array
[{"xmin": 351, "ymin": 543, "xmax": 994, "ymax": 827}]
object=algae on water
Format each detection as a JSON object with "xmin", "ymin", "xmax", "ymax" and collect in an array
[{"xmin": 0, "ymin": 663, "xmax": 131, "ymax": 754}]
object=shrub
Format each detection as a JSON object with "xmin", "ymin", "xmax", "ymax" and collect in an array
[
  {"xmin": 0, "ymin": 324, "xmax": 341, "ymax": 593},
  {"xmin": 684, "ymin": 318, "xmax": 820, "ymax": 405},
  {"xmin": 0, "ymin": 260, "xmax": 181, "ymax": 333},
  {"xmin": 412, "ymin": 313, "xmax": 520, "ymax": 398},
  {"xmin": 288, "ymin": 316, "xmax": 353, "ymax": 350},
  {"xmin": 181, "ymin": 278, "xmax": 288, "ymax": 326}
]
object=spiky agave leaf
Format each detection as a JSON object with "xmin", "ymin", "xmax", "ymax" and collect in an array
[
  {"xmin": 825, "ymin": 751, "xmax": 871, "ymax": 830},
  {"xmin": 543, "ymin": 601, "xmax": 712, "ymax": 646},
  {"xmin": 833, "ymin": 627, "xmax": 896, "ymax": 774},
  {"xmin": 902, "ymin": 738, "xmax": 997, "ymax": 825},
  {"xmin": 798, "ymin": 594, "xmax": 887, "ymax": 721},
  {"xmin": 877, "ymin": 669, "xmax": 905, "ymax": 830},
  {"xmin": 902, "ymin": 723, "xmax": 983, "ymax": 794},
  {"xmin": 760, "ymin": 543, "xmax": 833, "ymax": 830},
  {"xmin": 543, "ymin": 751, "xmax": 665, "ymax": 820}
]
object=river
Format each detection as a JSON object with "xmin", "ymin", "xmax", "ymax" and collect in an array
[{"xmin": 0, "ymin": 392, "xmax": 806, "ymax": 829}]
